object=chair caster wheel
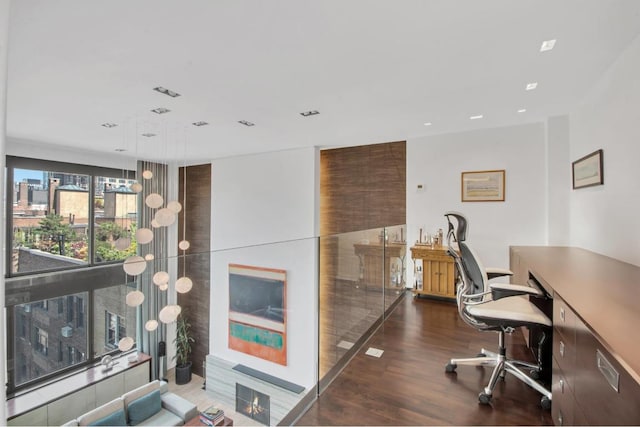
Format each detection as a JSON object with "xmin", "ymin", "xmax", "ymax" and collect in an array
[
  {"xmin": 445, "ymin": 363, "xmax": 457, "ymax": 373},
  {"xmin": 529, "ymin": 369, "xmax": 540, "ymax": 380},
  {"xmin": 478, "ymin": 392, "xmax": 492, "ymax": 405},
  {"xmin": 540, "ymin": 396, "xmax": 551, "ymax": 410}
]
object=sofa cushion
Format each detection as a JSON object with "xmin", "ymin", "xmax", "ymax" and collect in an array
[
  {"xmin": 89, "ymin": 409, "xmax": 127, "ymax": 426},
  {"xmin": 77, "ymin": 398, "xmax": 125, "ymax": 426},
  {"xmin": 122, "ymin": 380, "xmax": 161, "ymax": 407},
  {"xmin": 127, "ymin": 389, "xmax": 162, "ymax": 426},
  {"xmin": 135, "ymin": 408, "xmax": 183, "ymax": 427},
  {"xmin": 161, "ymin": 392, "xmax": 198, "ymax": 421}
]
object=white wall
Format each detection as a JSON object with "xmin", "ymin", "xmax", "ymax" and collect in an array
[
  {"xmin": 1, "ymin": 1, "xmax": 11, "ymax": 423},
  {"xmin": 546, "ymin": 116, "xmax": 571, "ymax": 246},
  {"xmin": 569, "ymin": 34, "xmax": 640, "ymax": 267},
  {"xmin": 210, "ymin": 147, "xmax": 318, "ymax": 388},
  {"xmin": 406, "ymin": 123, "xmax": 547, "ymax": 285}
]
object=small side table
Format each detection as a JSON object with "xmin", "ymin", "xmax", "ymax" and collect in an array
[{"xmin": 184, "ymin": 415, "xmax": 234, "ymax": 426}]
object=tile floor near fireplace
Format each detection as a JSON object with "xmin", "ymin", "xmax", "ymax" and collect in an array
[{"xmin": 236, "ymin": 383, "xmax": 270, "ymax": 426}]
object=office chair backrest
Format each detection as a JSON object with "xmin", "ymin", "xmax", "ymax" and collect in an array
[
  {"xmin": 444, "ymin": 212, "xmax": 488, "ymax": 296},
  {"xmin": 444, "ymin": 212, "xmax": 492, "ymax": 330}
]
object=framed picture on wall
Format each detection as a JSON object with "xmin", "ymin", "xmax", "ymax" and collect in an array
[
  {"xmin": 228, "ymin": 264, "xmax": 287, "ymax": 365},
  {"xmin": 572, "ymin": 149, "xmax": 603, "ymax": 189},
  {"xmin": 461, "ymin": 170, "xmax": 505, "ymax": 202}
]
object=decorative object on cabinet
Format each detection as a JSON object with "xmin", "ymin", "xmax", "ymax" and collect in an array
[
  {"xmin": 461, "ymin": 169, "xmax": 505, "ymax": 202},
  {"xmin": 572, "ymin": 149, "xmax": 603, "ymax": 189},
  {"xmin": 410, "ymin": 245, "xmax": 456, "ymax": 300},
  {"xmin": 228, "ymin": 264, "xmax": 287, "ymax": 365}
]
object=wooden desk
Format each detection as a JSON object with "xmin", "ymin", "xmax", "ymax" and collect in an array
[
  {"xmin": 353, "ymin": 242, "xmax": 406, "ymax": 289},
  {"xmin": 410, "ymin": 245, "xmax": 456, "ymax": 299},
  {"xmin": 510, "ymin": 246, "xmax": 640, "ymax": 425}
]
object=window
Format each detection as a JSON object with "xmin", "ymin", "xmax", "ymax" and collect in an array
[
  {"xmin": 7, "ymin": 157, "xmax": 137, "ymax": 276},
  {"xmin": 34, "ymin": 327, "xmax": 48, "ymax": 356},
  {"xmin": 5, "ymin": 157, "xmax": 140, "ymax": 393},
  {"xmin": 105, "ymin": 311, "xmax": 126, "ymax": 348},
  {"xmin": 12, "ymin": 293, "xmax": 89, "ymax": 387}
]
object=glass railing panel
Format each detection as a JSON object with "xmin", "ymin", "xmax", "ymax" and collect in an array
[{"xmin": 384, "ymin": 224, "xmax": 408, "ymax": 312}]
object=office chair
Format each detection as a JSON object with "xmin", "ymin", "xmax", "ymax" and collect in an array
[{"xmin": 442, "ymin": 212, "xmax": 552, "ymax": 409}]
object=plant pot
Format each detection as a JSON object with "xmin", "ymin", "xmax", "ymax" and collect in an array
[{"xmin": 175, "ymin": 361, "xmax": 192, "ymax": 385}]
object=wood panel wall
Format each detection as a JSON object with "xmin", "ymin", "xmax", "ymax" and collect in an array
[
  {"xmin": 320, "ymin": 141, "xmax": 406, "ymax": 235},
  {"xmin": 318, "ymin": 141, "xmax": 406, "ymax": 382},
  {"xmin": 177, "ymin": 164, "xmax": 211, "ymax": 377}
]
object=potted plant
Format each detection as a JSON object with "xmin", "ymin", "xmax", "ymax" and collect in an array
[{"xmin": 173, "ymin": 312, "xmax": 195, "ymax": 385}]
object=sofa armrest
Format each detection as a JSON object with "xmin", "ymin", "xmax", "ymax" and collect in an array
[{"xmin": 161, "ymin": 392, "xmax": 198, "ymax": 422}]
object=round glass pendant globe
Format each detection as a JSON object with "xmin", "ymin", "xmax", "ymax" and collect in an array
[
  {"xmin": 142, "ymin": 170, "xmax": 153, "ymax": 180},
  {"xmin": 123, "ymin": 256, "xmax": 146, "ymax": 276},
  {"xmin": 159, "ymin": 304, "xmax": 181, "ymax": 323},
  {"xmin": 130, "ymin": 182, "xmax": 143, "ymax": 193},
  {"xmin": 118, "ymin": 336, "xmax": 135, "ymax": 351},
  {"xmin": 151, "ymin": 219, "xmax": 161, "ymax": 228},
  {"xmin": 145, "ymin": 320, "xmax": 159, "ymax": 332},
  {"xmin": 175, "ymin": 276, "xmax": 193, "ymax": 293},
  {"xmin": 159, "ymin": 283, "xmax": 169, "ymax": 291},
  {"xmin": 155, "ymin": 208, "xmax": 176, "ymax": 226},
  {"xmin": 125, "ymin": 290, "xmax": 145, "ymax": 307},
  {"xmin": 178, "ymin": 240, "xmax": 190, "ymax": 251},
  {"xmin": 135, "ymin": 228, "xmax": 154, "ymax": 244},
  {"xmin": 114, "ymin": 237, "xmax": 131, "ymax": 251},
  {"xmin": 167, "ymin": 200, "xmax": 182, "ymax": 213},
  {"xmin": 153, "ymin": 271, "xmax": 170, "ymax": 286},
  {"xmin": 144, "ymin": 253, "xmax": 155, "ymax": 261},
  {"xmin": 145, "ymin": 193, "xmax": 164, "ymax": 209}
]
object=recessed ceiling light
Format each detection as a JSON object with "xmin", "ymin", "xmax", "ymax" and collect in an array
[
  {"xmin": 238, "ymin": 120, "xmax": 255, "ymax": 127},
  {"xmin": 153, "ymin": 86, "xmax": 181, "ymax": 98},
  {"xmin": 151, "ymin": 107, "xmax": 171, "ymax": 114},
  {"xmin": 101, "ymin": 123, "xmax": 118, "ymax": 128},
  {"xmin": 517, "ymin": 108, "xmax": 527, "ymax": 113},
  {"xmin": 423, "ymin": 122, "xmax": 432, "ymax": 126},
  {"xmin": 526, "ymin": 82, "xmax": 538, "ymax": 91},
  {"xmin": 300, "ymin": 110, "xmax": 320, "ymax": 117},
  {"xmin": 469, "ymin": 114, "xmax": 483, "ymax": 120},
  {"xmin": 192, "ymin": 121, "xmax": 209, "ymax": 127},
  {"xmin": 540, "ymin": 39, "xmax": 557, "ymax": 52},
  {"xmin": 141, "ymin": 133, "xmax": 156, "ymax": 137},
  {"xmin": 114, "ymin": 148, "xmax": 127, "ymax": 152}
]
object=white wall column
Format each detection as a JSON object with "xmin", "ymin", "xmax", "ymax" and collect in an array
[
  {"xmin": 1, "ymin": 1, "xmax": 12, "ymax": 424},
  {"xmin": 546, "ymin": 115, "xmax": 571, "ymax": 245}
]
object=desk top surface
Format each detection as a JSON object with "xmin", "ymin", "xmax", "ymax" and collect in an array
[{"xmin": 511, "ymin": 246, "xmax": 640, "ymax": 383}]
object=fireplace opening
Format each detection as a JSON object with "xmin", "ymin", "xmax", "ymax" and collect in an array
[{"xmin": 236, "ymin": 383, "xmax": 270, "ymax": 425}]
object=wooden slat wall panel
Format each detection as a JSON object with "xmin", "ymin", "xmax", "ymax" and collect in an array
[
  {"xmin": 320, "ymin": 141, "xmax": 406, "ymax": 235},
  {"xmin": 178, "ymin": 164, "xmax": 211, "ymax": 377}
]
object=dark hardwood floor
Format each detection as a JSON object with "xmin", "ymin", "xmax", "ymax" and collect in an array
[{"xmin": 297, "ymin": 293, "xmax": 553, "ymax": 426}]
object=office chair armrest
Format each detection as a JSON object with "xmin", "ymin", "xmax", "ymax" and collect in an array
[
  {"xmin": 461, "ymin": 290, "xmax": 493, "ymax": 305},
  {"xmin": 486, "ymin": 267, "xmax": 514, "ymax": 280},
  {"xmin": 489, "ymin": 283, "xmax": 543, "ymax": 300}
]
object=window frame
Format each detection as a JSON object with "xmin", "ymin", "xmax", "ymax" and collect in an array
[
  {"xmin": 6, "ymin": 155, "xmax": 136, "ymax": 278},
  {"xmin": 4, "ymin": 156, "xmax": 138, "ymax": 396}
]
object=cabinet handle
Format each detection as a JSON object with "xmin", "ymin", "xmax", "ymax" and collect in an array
[
  {"xmin": 559, "ymin": 341, "xmax": 565, "ymax": 357},
  {"xmin": 558, "ymin": 411, "xmax": 563, "ymax": 426},
  {"xmin": 560, "ymin": 307, "xmax": 565, "ymax": 322},
  {"xmin": 596, "ymin": 349, "xmax": 619, "ymax": 393},
  {"xmin": 559, "ymin": 379, "xmax": 564, "ymax": 393}
]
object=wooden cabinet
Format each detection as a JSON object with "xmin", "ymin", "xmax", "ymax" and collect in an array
[
  {"xmin": 353, "ymin": 242, "xmax": 406, "ymax": 289},
  {"xmin": 410, "ymin": 245, "xmax": 456, "ymax": 299}
]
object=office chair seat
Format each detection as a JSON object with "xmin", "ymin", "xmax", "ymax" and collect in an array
[{"xmin": 466, "ymin": 295, "xmax": 551, "ymax": 329}]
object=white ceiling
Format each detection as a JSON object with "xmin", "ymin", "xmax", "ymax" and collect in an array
[{"xmin": 6, "ymin": 0, "xmax": 640, "ymax": 162}]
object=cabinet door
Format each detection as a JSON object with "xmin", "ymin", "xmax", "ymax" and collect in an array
[{"xmin": 574, "ymin": 317, "xmax": 640, "ymax": 425}]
